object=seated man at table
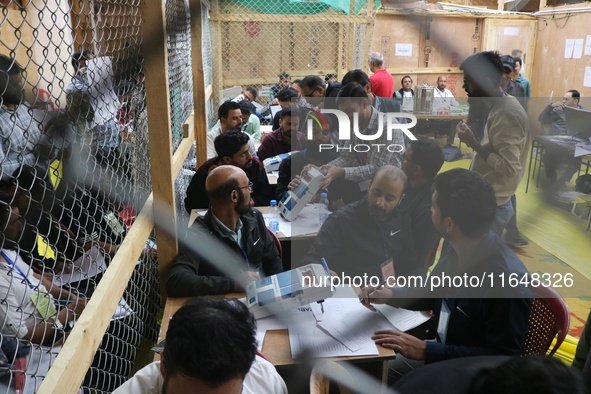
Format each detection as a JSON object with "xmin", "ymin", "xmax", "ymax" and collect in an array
[
  {"xmin": 539, "ymin": 90, "xmax": 584, "ymax": 190},
  {"xmin": 275, "ymin": 112, "xmax": 359, "ymax": 206},
  {"xmin": 257, "ymin": 107, "xmax": 305, "ymax": 162},
  {"xmin": 271, "ymin": 87, "xmax": 309, "ymax": 131},
  {"xmin": 360, "ymin": 169, "xmax": 532, "ymax": 383},
  {"xmin": 206, "ymin": 101, "xmax": 256, "ymax": 160},
  {"xmin": 185, "ymin": 131, "xmax": 272, "ymax": 212},
  {"xmin": 320, "ymin": 82, "xmax": 405, "ymax": 194},
  {"xmin": 400, "ymin": 136, "xmax": 444, "ymax": 268},
  {"xmin": 213, "ymin": 100, "xmax": 261, "ymax": 143},
  {"xmin": 433, "ymin": 76, "xmax": 459, "ymax": 110},
  {"xmin": 301, "ymin": 165, "xmax": 419, "ymax": 280},
  {"xmin": 113, "ymin": 297, "xmax": 287, "ymax": 394},
  {"xmin": 170, "ymin": 166, "xmax": 283, "ymax": 296}
]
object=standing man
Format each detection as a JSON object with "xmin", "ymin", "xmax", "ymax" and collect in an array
[
  {"xmin": 433, "ymin": 76, "xmax": 459, "ymax": 109},
  {"xmin": 257, "ymin": 107, "xmax": 305, "ymax": 161},
  {"xmin": 342, "ymin": 69, "xmax": 401, "ymax": 114},
  {"xmin": 369, "ymin": 52, "xmax": 394, "ymax": 98},
  {"xmin": 299, "ymin": 75, "xmax": 341, "ymax": 110},
  {"xmin": 206, "ymin": 101, "xmax": 256, "ymax": 160},
  {"xmin": 171, "ymin": 165, "xmax": 282, "ymax": 296},
  {"xmin": 500, "ymin": 55, "xmax": 526, "ymax": 110},
  {"xmin": 456, "ymin": 51, "xmax": 529, "ymax": 236},
  {"xmin": 512, "ymin": 57, "xmax": 531, "ymax": 99}
]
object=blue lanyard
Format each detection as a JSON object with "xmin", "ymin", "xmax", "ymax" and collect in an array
[{"xmin": 1, "ymin": 251, "xmax": 35, "ymax": 289}]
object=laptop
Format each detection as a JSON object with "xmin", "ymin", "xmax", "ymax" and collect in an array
[{"xmin": 564, "ymin": 106, "xmax": 591, "ymax": 140}]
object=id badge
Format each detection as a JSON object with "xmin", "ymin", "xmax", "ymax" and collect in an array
[
  {"xmin": 380, "ymin": 258, "xmax": 395, "ymax": 282},
  {"xmin": 437, "ymin": 300, "xmax": 451, "ymax": 344},
  {"xmin": 30, "ymin": 291, "xmax": 58, "ymax": 320}
]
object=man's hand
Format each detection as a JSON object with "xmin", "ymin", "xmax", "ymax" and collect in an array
[
  {"xmin": 66, "ymin": 295, "xmax": 88, "ymax": 316},
  {"xmin": 456, "ymin": 121, "xmax": 477, "ymax": 149},
  {"xmin": 359, "ymin": 286, "xmax": 393, "ymax": 311},
  {"xmin": 288, "ymin": 175, "xmax": 301, "ymax": 191},
  {"xmin": 372, "ymin": 331, "xmax": 427, "ymax": 360},
  {"xmin": 319, "ymin": 165, "xmax": 345, "ymax": 189},
  {"xmin": 552, "ymin": 101, "xmax": 566, "ymax": 109}
]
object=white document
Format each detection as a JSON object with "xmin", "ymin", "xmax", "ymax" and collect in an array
[
  {"xmin": 585, "ymin": 35, "xmax": 591, "ymax": 56},
  {"xmin": 270, "ymin": 105, "xmax": 282, "ymax": 120},
  {"xmin": 373, "ymin": 304, "xmax": 431, "ymax": 332},
  {"xmin": 263, "ymin": 204, "xmax": 326, "ymax": 238},
  {"xmin": 575, "ymin": 144, "xmax": 591, "ymax": 157},
  {"xmin": 113, "ymin": 297, "xmax": 134, "ymax": 320},
  {"xmin": 584, "ymin": 67, "xmax": 591, "ymax": 88},
  {"xmin": 395, "ymin": 43, "xmax": 412, "ymax": 57},
  {"xmin": 564, "ymin": 39, "xmax": 575, "ymax": 59},
  {"xmin": 87, "ymin": 56, "xmax": 120, "ymax": 127},
  {"xmin": 573, "ymin": 39, "xmax": 584, "ymax": 59},
  {"xmin": 503, "ymin": 27, "xmax": 519, "ymax": 36},
  {"xmin": 52, "ymin": 246, "xmax": 107, "ymax": 285}
]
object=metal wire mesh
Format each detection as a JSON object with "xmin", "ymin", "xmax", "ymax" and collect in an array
[{"xmin": 0, "ymin": 0, "xmax": 159, "ymax": 392}]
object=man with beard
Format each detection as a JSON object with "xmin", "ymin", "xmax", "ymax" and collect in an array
[
  {"xmin": 433, "ymin": 76, "xmax": 459, "ymax": 109},
  {"xmin": 0, "ymin": 55, "xmax": 43, "ymax": 181},
  {"xmin": 112, "ymin": 298, "xmax": 287, "ymax": 394},
  {"xmin": 256, "ymin": 107, "xmax": 305, "ymax": 161},
  {"xmin": 360, "ymin": 169, "xmax": 532, "ymax": 384},
  {"xmin": 456, "ymin": 51, "xmax": 529, "ymax": 237},
  {"xmin": 169, "ymin": 166, "xmax": 283, "ymax": 296},
  {"xmin": 301, "ymin": 165, "xmax": 419, "ymax": 280},
  {"xmin": 185, "ymin": 131, "xmax": 272, "ymax": 212},
  {"xmin": 206, "ymin": 101, "xmax": 256, "ymax": 160}
]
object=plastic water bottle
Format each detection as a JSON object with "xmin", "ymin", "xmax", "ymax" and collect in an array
[
  {"xmin": 318, "ymin": 192, "xmax": 329, "ymax": 225},
  {"xmin": 268, "ymin": 200, "xmax": 280, "ymax": 234}
]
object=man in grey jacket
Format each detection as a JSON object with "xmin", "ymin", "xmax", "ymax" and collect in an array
[{"xmin": 167, "ymin": 165, "xmax": 283, "ymax": 296}]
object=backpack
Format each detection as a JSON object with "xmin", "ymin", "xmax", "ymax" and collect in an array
[{"xmin": 443, "ymin": 145, "xmax": 462, "ymax": 162}]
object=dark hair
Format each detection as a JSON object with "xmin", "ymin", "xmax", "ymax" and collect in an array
[
  {"xmin": 470, "ymin": 355, "xmax": 586, "ymax": 394},
  {"xmin": 207, "ymin": 175, "xmax": 240, "ymax": 202},
  {"xmin": 214, "ymin": 130, "xmax": 250, "ymax": 159},
  {"xmin": 336, "ymin": 82, "xmax": 369, "ymax": 107},
  {"xmin": 407, "ymin": 137, "xmax": 444, "ymax": 179},
  {"xmin": 292, "ymin": 79, "xmax": 302, "ymax": 86},
  {"xmin": 238, "ymin": 100, "xmax": 254, "ymax": 115},
  {"xmin": 280, "ymin": 106, "xmax": 300, "ymax": 120},
  {"xmin": 513, "ymin": 57, "xmax": 523, "ymax": 67},
  {"xmin": 278, "ymin": 72, "xmax": 290, "ymax": 81},
  {"xmin": 433, "ymin": 168, "xmax": 496, "ymax": 238},
  {"xmin": 341, "ymin": 70, "xmax": 371, "ymax": 89},
  {"xmin": 401, "ymin": 75, "xmax": 413, "ymax": 84},
  {"xmin": 245, "ymin": 87, "xmax": 257, "ymax": 100},
  {"xmin": 71, "ymin": 49, "xmax": 94, "ymax": 71},
  {"xmin": 276, "ymin": 87, "xmax": 298, "ymax": 102},
  {"xmin": 218, "ymin": 101, "xmax": 241, "ymax": 120},
  {"xmin": 0, "ymin": 55, "xmax": 23, "ymax": 75},
  {"xmin": 568, "ymin": 89, "xmax": 580, "ymax": 103},
  {"xmin": 460, "ymin": 51, "xmax": 503, "ymax": 88},
  {"xmin": 301, "ymin": 75, "xmax": 324, "ymax": 91},
  {"xmin": 163, "ymin": 297, "xmax": 257, "ymax": 387}
]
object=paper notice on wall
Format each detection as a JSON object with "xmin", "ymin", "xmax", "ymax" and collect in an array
[
  {"xmin": 503, "ymin": 27, "xmax": 519, "ymax": 36},
  {"xmin": 564, "ymin": 39, "xmax": 575, "ymax": 59},
  {"xmin": 573, "ymin": 39, "xmax": 584, "ymax": 59},
  {"xmin": 585, "ymin": 35, "xmax": 591, "ymax": 56},
  {"xmin": 584, "ymin": 67, "xmax": 591, "ymax": 88},
  {"xmin": 395, "ymin": 43, "xmax": 412, "ymax": 57}
]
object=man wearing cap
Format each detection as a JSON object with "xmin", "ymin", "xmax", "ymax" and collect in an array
[{"xmin": 500, "ymin": 55, "xmax": 526, "ymax": 110}]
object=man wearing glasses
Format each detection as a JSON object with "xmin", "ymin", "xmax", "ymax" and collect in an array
[
  {"xmin": 299, "ymin": 75, "xmax": 341, "ymax": 110},
  {"xmin": 169, "ymin": 165, "xmax": 283, "ymax": 297}
]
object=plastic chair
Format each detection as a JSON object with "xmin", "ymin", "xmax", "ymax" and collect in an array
[
  {"xmin": 522, "ymin": 285, "xmax": 570, "ymax": 356},
  {"xmin": 310, "ymin": 360, "xmax": 355, "ymax": 394}
]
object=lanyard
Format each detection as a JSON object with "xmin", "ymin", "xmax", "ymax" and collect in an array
[{"xmin": 1, "ymin": 251, "xmax": 35, "ymax": 289}]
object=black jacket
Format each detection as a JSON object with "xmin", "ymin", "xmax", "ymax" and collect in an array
[
  {"xmin": 167, "ymin": 208, "xmax": 283, "ymax": 296},
  {"xmin": 301, "ymin": 196, "xmax": 420, "ymax": 279},
  {"xmin": 184, "ymin": 157, "xmax": 273, "ymax": 212}
]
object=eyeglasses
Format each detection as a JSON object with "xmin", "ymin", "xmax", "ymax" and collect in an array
[
  {"xmin": 303, "ymin": 87, "xmax": 319, "ymax": 98},
  {"xmin": 236, "ymin": 182, "xmax": 253, "ymax": 192}
]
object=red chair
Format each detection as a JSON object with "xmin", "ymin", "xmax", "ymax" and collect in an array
[
  {"xmin": 522, "ymin": 285, "xmax": 570, "ymax": 356},
  {"xmin": 267, "ymin": 228, "xmax": 282, "ymax": 258}
]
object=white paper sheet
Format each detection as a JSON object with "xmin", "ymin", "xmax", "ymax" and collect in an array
[
  {"xmin": 52, "ymin": 246, "xmax": 107, "ymax": 285},
  {"xmin": 373, "ymin": 305, "xmax": 431, "ymax": 332},
  {"xmin": 565, "ymin": 39, "xmax": 575, "ymax": 59},
  {"xmin": 575, "ymin": 144, "xmax": 591, "ymax": 157},
  {"xmin": 573, "ymin": 39, "xmax": 584, "ymax": 59},
  {"xmin": 503, "ymin": 27, "xmax": 519, "ymax": 36},
  {"xmin": 395, "ymin": 43, "xmax": 412, "ymax": 57},
  {"xmin": 263, "ymin": 204, "xmax": 325, "ymax": 238},
  {"xmin": 584, "ymin": 67, "xmax": 591, "ymax": 88},
  {"xmin": 585, "ymin": 35, "xmax": 591, "ymax": 56},
  {"xmin": 87, "ymin": 57, "xmax": 120, "ymax": 127}
]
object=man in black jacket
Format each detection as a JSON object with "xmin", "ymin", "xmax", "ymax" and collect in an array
[
  {"xmin": 341, "ymin": 69, "xmax": 401, "ymax": 114},
  {"xmin": 301, "ymin": 165, "xmax": 419, "ymax": 281},
  {"xmin": 168, "ymin": 165, "xmax": 283, "ymax": 296},
  {"xmin": 184, "ymin": 131, "xmax": 273, "ymax": 212}
]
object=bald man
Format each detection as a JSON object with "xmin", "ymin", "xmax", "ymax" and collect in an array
[
  {"xmin": 302, "ymin": 166, "xmax": 420, "ymax": 281},
  {"xmin": 167, "ymin": 166, "xmax": 283, "ymax": 297},
  {"xmin": 433, "ymin": 76, "xmax": 459, "ymax": 109}
]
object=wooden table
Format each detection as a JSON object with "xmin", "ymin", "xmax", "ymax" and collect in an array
[{"xmin": 156, "ymin": 295, "xmax": 395, "ymax": 383}]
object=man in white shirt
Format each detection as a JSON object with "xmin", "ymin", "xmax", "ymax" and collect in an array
[
  {"xmin": 207, "ymin": 101, "xmax": 256, "ymax": 160},
  {"xmin": 433, "ymin": 75, "xmax": 459, "ymax": 110},
  {"xmin": 113, "ymin": 298, "xmax": 287, "ymax": 394}
]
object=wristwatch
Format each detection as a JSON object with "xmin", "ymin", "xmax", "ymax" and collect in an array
[{"xmin": 52, "ymin": 316, "xmax": 65, "ymax": 332}]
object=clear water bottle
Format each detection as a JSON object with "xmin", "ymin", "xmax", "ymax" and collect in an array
[
  {"xmin": 318, "ymin": 192, "xmax": 329, "ymax": 225},
  {"xmin": 268, "ymin": 200, "xmax": 280, "ymax": 234}
]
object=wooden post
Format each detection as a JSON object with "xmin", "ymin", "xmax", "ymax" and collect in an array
[
  {"xmin": 212, "ymin": 0, "xmax": 224, "ymax": 106},
  {"xmin": 141, "ymin": 0, "xmax": 178, "ymax": 300},
  {"xmin": 190, "ymin": 0, "xmax": 208, "ymax": 165},
  {"xmin": 498, "ymin": 0, "xmax": 504, "ymax": 11}
]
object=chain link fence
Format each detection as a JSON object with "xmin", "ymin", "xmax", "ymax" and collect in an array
[{"xmin": 0, "ymin": 0, "xmax": 159, "ymax": 392}]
